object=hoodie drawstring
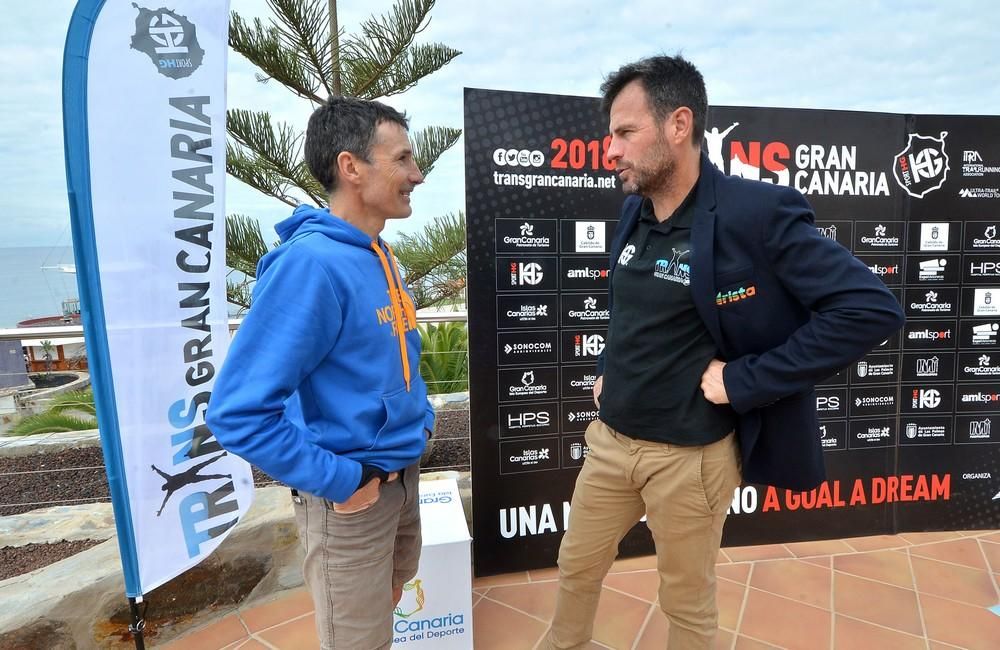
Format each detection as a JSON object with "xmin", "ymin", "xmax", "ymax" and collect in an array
[{"xmin": 371, "ymin": 241, "xmax": 415, "ymax": 391}]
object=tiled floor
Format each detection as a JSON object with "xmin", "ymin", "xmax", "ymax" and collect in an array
[{"xmin": 159, "ymin": 530, "xmax": 1000, "ymax": 649}]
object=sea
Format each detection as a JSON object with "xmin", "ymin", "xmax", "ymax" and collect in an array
[{"xmin": 0, "ymin": 246, "xmax": 79, "ymax": 329}]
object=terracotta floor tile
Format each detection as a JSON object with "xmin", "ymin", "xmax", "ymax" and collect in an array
[
  {"xmin": 833, "ymin": 572, "xmax": 923, "ymax": 636},
  {"xmin": 739, "ymin": 589, "xmax": 830, "ymax": 650},
  {"xmin": 254, "ymin": 613, "xmax": 319, "ymax": 650},
  {"xmin": 716, "ymin": 562, "xmax": 752, "ymax": 584},
  {"xmin": 633, "ymin": 608, "xmax": 669, "ymax": 650},
  {"xmin": 716, "ymin": 628, "xmax": 736, "ymax": 648},
  {"xmin": 724, "ymin": 543, "xmax": 795, "ymax": 562},
  {"xmin": 609, "ymin": 553, "xmax": 658, "ymax": 573},
  {"xmin": 161, "ymin": 613, "xmax": 249, "ymax": 650},
  {"xmin": 592, "ymin": 587, "xmax": 653, "ymax": 649},
  {"xmin": 239, "ymin": 588, "xmax": 314, "ymax": 633},
  {"xmin": 603, "ymin": 569, "xmax": 660, "ymax": 603},
  {"xmin": 472, "ymin": 597, "xmax": 547, "ymax": 650},
  {"xmin": 802, "ymin": 556, "xmax": 832, "ymax": 568},
  {"xmin": 899, "ymin": 530, "xmax": 963, "ymax": 545},
  {"xmin": 833, "ymin": 549, "xmax": 914, "ymax": 589},
  {"xmin": 910, "ymin": 537, "xmax": 989, "ymax": 570},
  {"xmin": 717, "ymin": 577, "xmax": 747, "ymax": 631},
  {"xmin": 842, "ymin": 534, "xmax": 910, "ymax": 552},
  {"xmin": 833, "ymin": 615, "xmax": 925, "ymax": 650},
  {"xmin": 232, "ymin": 640, "xmax": 270, "ymax": 650},
  {"xmin": 484, "ymin": 581, "xmax": 559, "ymax": 621},
  {"xmin": 920, "ymin": 592, "xmax": 1000, "ymax": 650},
  {"xmin": 750, "ymin": 559, "xmax": 831, "ymax": 610},
  {"xmin": 718, "ymin": 548, "xmax": 732, "ymax": 564},
  {"xmin": 735, "ymin": 635, "xmax": 784, "ymax": 649},
  {"xmin": 980, "ymin": 540, "xmax": 1000, "ymax": 573},
  {"xmin": 910, "ymin": 555, "xmax": 998, "ymax": 607},
  {"xmin": 928, "ymin": 643, "xmax": 967, "ymax": 650},
  {"xmin": 980, "ymin": 531, "xmax": 1000, "ymax": 544},
  {"xmin": 784, "ymin": 538, "xmax": 856, "ymax": 558},
  {"xmin": 472, "ymin": 592, "xmax": 483, "ymax": 608},
  {"xmin": 528, "ymin": 566, "xmax": 561, "ymax": 582},
  {"xmin": 473, "ymin": 571, "xmax": 530, "ymax": 589}
]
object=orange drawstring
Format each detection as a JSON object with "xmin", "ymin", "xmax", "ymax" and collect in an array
[{"xmin": 371, "ymin": 241, "xmax": 412, "ymax": 391}]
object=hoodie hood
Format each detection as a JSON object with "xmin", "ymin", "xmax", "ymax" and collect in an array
[{"xmin": 275, "ymin": 204, "xmax": 373, "ymax": 247}]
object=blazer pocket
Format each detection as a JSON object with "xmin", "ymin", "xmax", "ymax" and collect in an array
[
  {"xmin": 714, "ymin": 265, "xmax": 754, "ymax": 288},
  {"xmin": 714, "ymin": 267, "xmax": 758, "ymax": 313}
]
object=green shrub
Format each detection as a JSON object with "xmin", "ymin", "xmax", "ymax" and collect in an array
[{"xmin": 419, "ymin": 322, "xmax": 469, "ymax": 394}]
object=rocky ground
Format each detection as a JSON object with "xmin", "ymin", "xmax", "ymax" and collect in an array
[{"xmin": 0, "ymin": 409, "xmax": 470, "ymax": 580}]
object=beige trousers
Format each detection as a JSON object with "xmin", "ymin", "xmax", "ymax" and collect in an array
[
  {"xmin": 542, "ymin": 420, "xmax": 741, "ymax": 650},
  {"xmin": 292, "ymin": 462, "xmax": 421, "ymax": 650}
]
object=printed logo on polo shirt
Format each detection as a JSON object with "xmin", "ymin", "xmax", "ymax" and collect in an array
[
  {"xmin": 618, "ymin": 244, "xmax": 636, "ymax": 266},
  {"xmin": 893, "ymin": 133, "xmax": 950, "ymax": 199},
  {"xmin": 653, "ymin": 248, "xmax": 691, "ymax": 285}
]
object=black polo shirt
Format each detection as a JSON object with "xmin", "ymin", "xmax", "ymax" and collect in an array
[{"xmin": 599, "ymin": 190, "xmax": 736, "ymax": 445}]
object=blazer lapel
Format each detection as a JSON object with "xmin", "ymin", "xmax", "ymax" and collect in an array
[
  {"xmin": 690, "ymin": 154, "xmax": 724, "ymax": 350},
  {"xmin": 690, "ymin": 207, "xmax": 723, "ymax": 347}
]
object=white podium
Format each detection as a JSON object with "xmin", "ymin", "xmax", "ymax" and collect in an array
[{"xmin": 391, "ymin": 478, "xmax": 473, "ymax": 649}]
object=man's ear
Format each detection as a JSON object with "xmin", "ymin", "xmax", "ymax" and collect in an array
[
  {"xmin": 668, "ymin": 106, "xmax": 695, "ymax": 146},
  {"xmin": 336, "ymin": 151, "xmax": 363, "ymax": 187}
]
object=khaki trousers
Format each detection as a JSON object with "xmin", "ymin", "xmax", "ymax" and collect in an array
[
  {"xmin": 543, "ymin": 420, "xmax": 741, "ymax": 650},
  {"xmin": 292, "ymin": 462, "xmax": 421, "ymax": 650}
]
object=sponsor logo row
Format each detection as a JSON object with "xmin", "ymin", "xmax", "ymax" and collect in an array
[
  {"xmin": 498, "ymin": 293, "xmax": 609, "ymax": 328},
  {"xmin": 498, "ymin": 329, "xmax": 606, "ymax": 366},
  {"xmin": 820, "ymin": 351, "xmax": 1000, "ymax": 386},
  {"xmin": 495, "ymin": 319, "xmax": 997, "ymax": 368},
  {"xmin": 900, "ymin": 287, "xmax": 1000, "ymax": 318},
  {"xmin": 499, "ymin": 434, "xmax": 591, "ymax": 474},
  {"xmin": 498, "ymin": 252, "xmax": 1000, "ymax": 295},
  {"xmin": 498, "ymin": 256, "xmax": 609, "ymax": 292},
  {"xmin": 498, "ymin": 399, "xmax": 600, "ymax": 439},
  {"xmin": 818, "ymin": 414, "xmax": 998, "ymax": 450},
  {"xmin": 815, "ymin": 386, "xmax": 1000, "ymax": 419},
  {"xmin": 495, "ymin": 218, "xmax": 614, "ymax": 255},
  {"xmin": 860, "ymin": 254, "xmax": 1000, "ymax": 286},
  {"xmin": 817, "ymin": 221, "xmax": 1000, "ymax": 253}
]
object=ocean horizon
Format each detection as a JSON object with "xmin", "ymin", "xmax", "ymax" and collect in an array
[{"xmin": 0, "ymin": 246, "xmax": 78, "ymax": 329}]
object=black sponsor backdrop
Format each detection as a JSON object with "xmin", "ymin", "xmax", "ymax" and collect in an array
[{"xmin": 466, "ymin": 88, "xmax": 1000, "ymax": 576}]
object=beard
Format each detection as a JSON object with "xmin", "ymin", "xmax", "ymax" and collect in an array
[{"xmin": 620, "ymin": 137, "xmax": 676, "ymax": 196}]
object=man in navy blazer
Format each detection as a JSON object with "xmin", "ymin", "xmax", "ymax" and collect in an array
[{"xmin": 542, "ymin": 56, "xmax": 904, "ymax": 650}]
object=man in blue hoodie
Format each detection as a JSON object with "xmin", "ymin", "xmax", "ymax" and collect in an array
[{"xmin": 207, "ymin": 97, "xmax": 434, "ymax": 650}]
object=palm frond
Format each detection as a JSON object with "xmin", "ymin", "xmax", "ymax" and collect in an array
[
  {"xmin": 10, "ymin": 413, "xmax": 97, "ymax": 437},
  {"xmin": 47, "ymin": 389, "xmax": 96, "ymax": 417}
]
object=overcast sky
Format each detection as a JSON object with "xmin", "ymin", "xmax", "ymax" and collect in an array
[{"xmin": 2, "ymin": 0, "xmax": 999, "ymax": 248}]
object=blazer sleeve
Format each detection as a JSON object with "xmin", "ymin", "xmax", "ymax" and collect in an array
[{"xmin": 722, "ymin": 187, "xmax": 905, "ymax": 413}]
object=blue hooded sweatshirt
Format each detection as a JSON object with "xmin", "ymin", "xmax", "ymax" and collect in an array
[{"xmin": 206, "ymin": 205, "xmax": 435, "ymax": 503}]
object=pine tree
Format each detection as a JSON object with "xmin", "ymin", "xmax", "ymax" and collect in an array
[{"xmin": 226, "ymin": 0, "xmax": 465, "ymax": 311}]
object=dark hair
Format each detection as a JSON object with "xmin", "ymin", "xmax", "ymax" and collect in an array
[
  {"xmin": 305, "ymin": 96, "xmax": 409, "ymax": 193},
  {"xmin": 600, "ymin": 55, "xmax": 708, "ymax": 146}
]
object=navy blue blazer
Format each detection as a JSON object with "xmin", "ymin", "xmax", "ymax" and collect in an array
[{"xmin": 598, "ymin": 155, "xmax": 905, "ymax": 490}]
